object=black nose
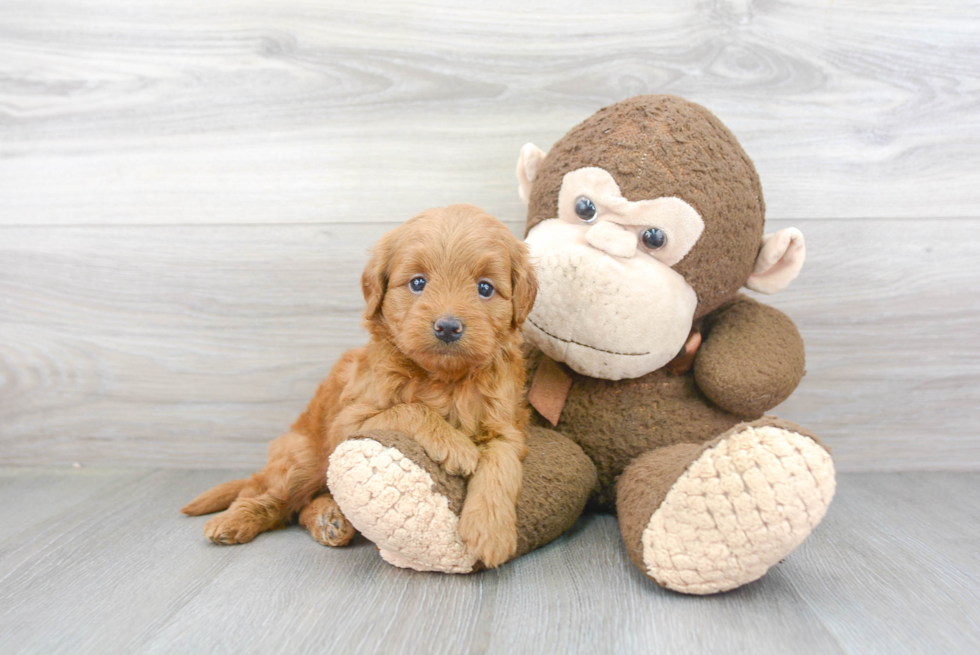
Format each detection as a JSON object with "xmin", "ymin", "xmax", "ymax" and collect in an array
[{"xmin": 433, "ymin": 317, "xmax": 464, "ymax": 343}]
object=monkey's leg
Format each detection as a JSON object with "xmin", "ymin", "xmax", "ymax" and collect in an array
[
  {"xmin": 327, "ymin": 427, "xmax": 596, "ymax": 572},
  {"xmin": 617, "ymin": 417, "xmax": 835, "ymax": 594}
]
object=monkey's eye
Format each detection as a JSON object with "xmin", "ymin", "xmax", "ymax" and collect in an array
[
  {"xmin": 574, "ymin": 196, "xmax": 597, "ymax": 223},
  {"xmin": 477, "ymin": 280, "xmax": 495, "ymax": 299},
  {"xmin": 641, "ymin": 228, "xmax": 667, "ymax": 250},
  {"xmin": 409, "ymin": 276, "xmax": 427, "ymax": 293}
]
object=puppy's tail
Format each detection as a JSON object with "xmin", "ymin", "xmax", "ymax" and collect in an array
[{"xmin": 181, "ymin": 478, "xmax": 248, "ymax": 516}]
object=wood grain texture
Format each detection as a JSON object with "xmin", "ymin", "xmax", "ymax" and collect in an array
[
  {"xmin": 0, "ymin": 469, "xmax": 977, "ymax": 654},
  {"xmin": 0, "ymin": 0, "xmax": 978, "ymax": 226},
  {"xmin": 782, "ymin": 472, "xmax": 980, "ymax": 654},
  {"xmin": 1, "ymin": 0, "xmax": 979, "ymax": 469},
  {"xmin": 2, "ymin": 219, "xmax": 978, "ymax": 470},
  {"xmin": 0, "ymin": 467, "xmax": 142, "ymax": 542}
]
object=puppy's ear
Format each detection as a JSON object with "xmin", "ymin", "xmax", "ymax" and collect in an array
[
  {"xmin": 509, "ymin": 239, "xmax": 537, "ymax": 327},
  {"xmin": 362, "ymin": 230, "xmax": 396, "ymax": 325}
]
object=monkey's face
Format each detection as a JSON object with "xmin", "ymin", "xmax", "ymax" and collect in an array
[
  {"xmin": 524, "ymin": 168, "xmax": 704, "ymax": 380},
  {"xmin": 518, "ymin": 96, "xmax": 807, "ymax": 381}
]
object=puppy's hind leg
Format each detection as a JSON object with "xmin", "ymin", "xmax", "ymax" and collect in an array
[
  {"xmin": 299, "ymin": 492, "xmax": 356, "ymax": 547},
  {"xmin": 202, "ymin": 431, "xmax": 325, "ymax": 545},
  {"xmin": 182, "ymin": 478, "xmax": 248, "ymax": 516},
  {"xmin": 203, "ymin": 478, "xmax": 285, "ymax": 545}
]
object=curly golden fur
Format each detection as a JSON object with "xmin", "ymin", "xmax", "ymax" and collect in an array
[{"xmin": 182, "ymin": 204, "xmax": 537, "ymax": 568}]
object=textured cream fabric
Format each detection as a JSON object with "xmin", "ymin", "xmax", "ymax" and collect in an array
[
  {"xmin": 746, "ymin": 228, "xmax": 806, "ymax": 294},
  {"xmin": 524, "ymin": 219, "xmax": 697, "ymax": 380},
  {"xmin": 516, "ymin": 143, "xmax": 546, "ymax": 205},
  {"xmin": 641, "ymin": 426, "xmax": 835, "ymax": 594},
  {"xmin": 557, "ymin": 167, "xmax": 705, "ymax": 267},
  {"xmin": 328, "ymin": 439, "xmax": 477, "ymax": 574},
  {"xmin": 585, "ymin": 219, "xmax": 637, "ymax": 258}
]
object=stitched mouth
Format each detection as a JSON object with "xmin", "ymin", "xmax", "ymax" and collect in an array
[{"xmin": 527, "ymin": 318, "xmax": 650, "ymax": 357}]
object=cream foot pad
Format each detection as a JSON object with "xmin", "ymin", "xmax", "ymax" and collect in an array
[
  {"xmin": 642, "ymin": 426, "xmax": 835, "ymax": 594},
  {"xmin": 328, "ymin": 437, "xmax": 477, "ymax": 573}
]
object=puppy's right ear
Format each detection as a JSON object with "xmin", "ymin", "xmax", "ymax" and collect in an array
[{"xmin": 362, "ymin": 231, "xmax": 396, "ymax": 325}]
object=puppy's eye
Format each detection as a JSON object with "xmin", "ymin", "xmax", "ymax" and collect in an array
[
  {"xmin": 641, "ymin": 228, "xmax": 666, "ymax": 250},
  {"xmin": 477, "ymin": 281, "xmax": 495, "ymax": 299},
  {"xmin": 409, "ymin": 276, "xmax": 427, "ymax": 294},
  {"xmin": 575, "ymin": 196, "xmax": 597, "ymax": 223}
]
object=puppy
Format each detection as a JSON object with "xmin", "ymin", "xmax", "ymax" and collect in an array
[{"xmin": 182, "ymin": 204, "xmax": 537, "ymax": 568}]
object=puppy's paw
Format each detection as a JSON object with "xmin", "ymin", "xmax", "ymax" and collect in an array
[
  {"xmin": 426, "ymin": 439, "xmax": 480, "ymax": 477},
  {"xmin": 458, "ymin": 496, "xmax": 518, "ymax": 569},
  {"xmin": 299, "ymin": 495, "xmax": 356, "ymax": 547},
  {"xmin": 308, "ymin": 509, "xmax": 356, "ymax": 548},
  {"xmin": 204, "ymin": 510, "xmax": 261, "ymax": 545}
]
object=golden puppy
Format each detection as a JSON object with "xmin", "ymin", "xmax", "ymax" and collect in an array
[{"xmin": 182, "ymin": 204, "xmax": 536, "ymax": 568}]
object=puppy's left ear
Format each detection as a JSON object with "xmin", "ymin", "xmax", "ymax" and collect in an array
[
  {"xmin": 362, "ymin": 230, "xmax": 396, "ymax": 325},
  {"xmin": 509, "ymin": 239, "xmax": 537, "ymax": 327}
]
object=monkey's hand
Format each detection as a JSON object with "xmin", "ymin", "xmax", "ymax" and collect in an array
[{"xmin": 693, "ymin": 295, "xmax": 805, "ymax": 418}]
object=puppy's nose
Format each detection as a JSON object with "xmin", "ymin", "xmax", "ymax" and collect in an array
[{"xmin": 433, "ymin": 317, "xmax": 464, "ymax": 343}]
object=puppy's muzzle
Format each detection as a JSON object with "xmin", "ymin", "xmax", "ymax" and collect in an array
[{"xmin": 433, "ymin": 317, "xmax": 464, "ymax": 343}]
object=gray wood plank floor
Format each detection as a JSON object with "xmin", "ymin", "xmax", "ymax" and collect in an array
[{"xmin": 0, "ymin": 468, "xmax": 977, "ymax": 655}]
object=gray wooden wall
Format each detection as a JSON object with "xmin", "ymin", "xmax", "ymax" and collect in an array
[{"xmin": 1, "ymin": 0, "xmax": 978, "ymax": 471}]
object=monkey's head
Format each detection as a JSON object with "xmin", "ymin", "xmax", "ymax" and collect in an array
[{"xmin": 517, "ymin": 95, "xmax": 805, "ymax": 381}]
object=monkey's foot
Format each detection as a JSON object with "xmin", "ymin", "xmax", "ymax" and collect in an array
[
  {"xmin": 619, "ymin": 418, "xmax": 835, "ymax": 595},
  {"xmin": 328, "ymin": 431, "xmax": 478, "ymax": 573}
]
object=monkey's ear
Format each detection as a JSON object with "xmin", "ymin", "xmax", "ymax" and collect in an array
[
  {"xmin": 361, "ymin": 231, "xmax": 396, "ymax": 324},
  {"xmin": 745, "ymin": 228, "xmax": 806, "ymax": 294},
  {"xmin": 516, "ymin": 143, "xmax": 546, "ymax": 206},
  {"xmin": 509, "ymin": 240, "xmax": 538, "ymax": 327}
]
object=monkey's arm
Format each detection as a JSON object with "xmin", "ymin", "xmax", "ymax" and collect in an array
[{"xmin": 693, "ymin": 295, "xmax": 805, "ymax": 418}]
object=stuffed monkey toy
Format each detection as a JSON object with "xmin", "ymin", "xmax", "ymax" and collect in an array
[{"xmin": 328, "ymin": 95, "xmax": 835, "ymax": 594}]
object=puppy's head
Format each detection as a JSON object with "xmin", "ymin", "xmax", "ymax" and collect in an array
[{"xmin": 362, "ymin": 204, "xmax": 536, "ymax": 376}]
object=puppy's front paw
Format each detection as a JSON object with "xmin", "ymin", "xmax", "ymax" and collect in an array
[
  {"xmin": 426, "ymin": 439, "xmax": 480, "ymax": 477},
  {"xmin": 458, "ymin": 496, "xmax": 518, "ymax": 569},
  {"xmin": 204, "ymin": 510, "xmax": 261, "ymax": 545}
]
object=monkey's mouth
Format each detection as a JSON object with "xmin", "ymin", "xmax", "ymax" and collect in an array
[{"xmin": 527, "ymin": 318, "xmax": 650, "ymax": 357}]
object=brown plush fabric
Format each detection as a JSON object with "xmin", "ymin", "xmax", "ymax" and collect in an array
[
  {"xmin": 694, "ymin": 295, "xmax": 806, "ymax": 417},
  {"xmin": 348, "ymin": 426, "xmax": 597, "ymax": 561},
  {"xmin": 514, "ymin": 426, "xmax": 598, "ymax": 558},
  {"xmin": 525, "ymin": 297, "xmax": 809, "ymax": 509},
  {"xmin": 526, "ymin": 95, "xmax": 765, "ymax": 317},
  {"xmin": 615, "ymin": 441, "xmax": 710, "ymax": 579},
  {"xmin": 528, "ymin": 348, "xmax": 747, "ymax": 510}
]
